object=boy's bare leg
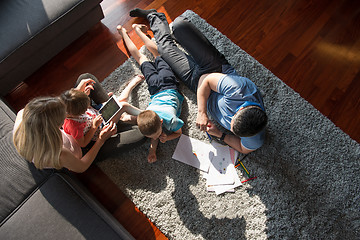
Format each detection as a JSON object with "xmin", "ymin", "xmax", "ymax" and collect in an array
[
  {"xmin": 132, "ymin": 24, "xmax": 160, "ymax": 57},
  {"xmin": 118, "ymin": 75, "xmax": 145, "ymax": 102},
  {"xmin": 117, "ymin": 25, "xmax": 148, "ymax": 65}
]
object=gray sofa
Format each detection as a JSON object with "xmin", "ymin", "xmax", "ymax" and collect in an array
[
  {"xmin": 0, "ymin": 0, "xmax": 104, "ymax": 96},
  {"xmin": 0, "ymin": 98, "xmax": 134, "ymax": 239}
]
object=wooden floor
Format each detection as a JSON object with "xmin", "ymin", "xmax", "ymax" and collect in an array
[{"xmin": 4, "ymin": 0, "xmax": 360, "ymax": 239}]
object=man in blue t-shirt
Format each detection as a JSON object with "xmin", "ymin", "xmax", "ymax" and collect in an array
[{"xmin": 130, "ymin": 9, "xmax": 267, "ymax": 154}]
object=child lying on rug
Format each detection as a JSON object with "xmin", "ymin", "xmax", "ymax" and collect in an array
[
  {"xmin": 117, "ymin": 24, "xmax": 184, "ymax": 163},
  {"xmin": 129, "ymin": 9, "xmax": 267, "ymax": 154}
]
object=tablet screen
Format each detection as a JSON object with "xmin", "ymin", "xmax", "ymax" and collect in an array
[{"xmin": 99, "ymin": 97, "xmax": 122, "ymax": 124}]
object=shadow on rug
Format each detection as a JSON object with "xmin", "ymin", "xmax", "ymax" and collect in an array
[{"xmin": 97, "ymin": 10, "xmax": 360, "ymax": 240}]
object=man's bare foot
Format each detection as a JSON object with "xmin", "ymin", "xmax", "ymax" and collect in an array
[
  {"xmin": 116, "ymin": 25, "xmax": 127, "ymax": 37},
  {"xmin": 132, "ymin": 24, "xmax": 148, "ymax": 33}
]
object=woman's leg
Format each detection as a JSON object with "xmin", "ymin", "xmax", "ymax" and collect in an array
[
  {"xmin": 172, "ymin": 16, "xmax": 229, "ymax": 75},
  {"xmin": 95, "ymin": 124, "xmax": 146, "ymax": 161},
  {"xmin": 76, "ymin": 73, "xmax": 109, "ymax": 105}
]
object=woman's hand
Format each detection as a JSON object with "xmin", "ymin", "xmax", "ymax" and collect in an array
[
  {"xmin": 75, "ymin": 79, "xmax": 95, "ymax": 95},
  {"xmin": 98, "ymin": 122, "xmax": 117, "ymax": 143}
]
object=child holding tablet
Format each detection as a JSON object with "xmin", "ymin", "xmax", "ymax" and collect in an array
[
  {"xmin": 117, "ymin": 24, "xmax": 184, "ymax": 163},
  {"xmin": 60, "ymin": 75, "xmax": 143, "ymax": 148}
]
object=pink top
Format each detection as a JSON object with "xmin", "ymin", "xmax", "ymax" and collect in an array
[
  {"xmin": 61, "ymin": 129, "xmax": 82, "ymax": 159},
  {"xmin": 63, "ymin": 108, "xmax": 100, "ymax": 141}
]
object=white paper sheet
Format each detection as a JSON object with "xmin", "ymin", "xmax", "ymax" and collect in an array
[
  {"xmin": 205, "ymin": 144, "xmax": 232, "ymax": 184},
  {"xmin": 172, "ymin": 135, "xmax": 242, "ymax": 195},
  {"xmin": 172, "ymin": 134, "xmax": 213, "ymax": 172},
  {"xmin": 204, "ymin": 142, "xmax": 242, "ymax": 195}
]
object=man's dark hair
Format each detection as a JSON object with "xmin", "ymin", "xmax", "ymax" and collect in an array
[{"xmin": 232, "ymin": 106, "xmax": 267, "ymax": 137}]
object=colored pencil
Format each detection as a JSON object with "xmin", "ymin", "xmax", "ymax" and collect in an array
[
  {"xmin": 240, "ymin": 161, "xmax": 250, "ymax": 176},
  {"xmin": 235, "ymin": 159, "xmax": 251, "ymax": 178},
  {"xmin": 241, "ymin": 176, "xmax": 257, "ymax": 183},
  {"xmin": 205, "ymin": 131, "xmax": 212, "ymax": 142}
]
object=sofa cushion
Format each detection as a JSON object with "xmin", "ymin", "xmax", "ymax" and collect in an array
[
  {"xmin": 0, "ymin": 100, "xmax": 53, "ymax": 222},
  {"xmin": 0, "ymin": 0, "xmax": 103, "ymax": 94},
  {"xmin": 0, "ymin": 0, "xmax": 101, "ymax": 62}
]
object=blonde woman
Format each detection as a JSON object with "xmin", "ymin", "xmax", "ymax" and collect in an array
[
  {"xmin": 13, "ymin": 73, "xmax": 146, "ymax": 172},
  {"xmin": 13, "ymin": 95, "xmax": 117, "ymax": 173}
]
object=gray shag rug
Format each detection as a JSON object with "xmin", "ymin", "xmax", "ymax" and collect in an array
[{"xmin": 98, "ymin": 10, "xmax": 360, "ymax": 240}]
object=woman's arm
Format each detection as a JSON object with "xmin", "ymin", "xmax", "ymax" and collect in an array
[
  {"xmin": 60, "ymin": 122, "xmax": 117, "ymax": 173},
  {"xmin": 76, "ymin": 115, "xmax": 103, "ymax": 148}
]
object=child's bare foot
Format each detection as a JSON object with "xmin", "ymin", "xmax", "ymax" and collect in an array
[
  {"xmin": 119, "ymin": 113, "xmax": 137, "ymax": 124},
  {"xmin": 132, "ymin": 24, "xmax": 148, "ymax": 33},
  {"xmin": 118, "ymin": 75, "xmax": 145, "ymax": 102},
  {"xmin": 116, "ymin": 25, "xmax": 127, "ymax": 37},
  {"xmin": 129, "ymin": 75, "xmax": 145, "ymax": 87}
]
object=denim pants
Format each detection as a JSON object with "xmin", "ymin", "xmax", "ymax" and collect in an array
[{"xmin": 147, "ymin": 12, "xmax": 230, "ymax": 92}]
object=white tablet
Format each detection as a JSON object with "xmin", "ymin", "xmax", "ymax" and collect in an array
[{"xmin": 99, "ymin": 96, "xmax": 123, "ymax": 125}]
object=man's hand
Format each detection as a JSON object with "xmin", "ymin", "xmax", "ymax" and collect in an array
[
  {"xmin": 75, "ymin": 79, "xmax": 95, "ymax": 95},
  {"xmin": 206, "ymin": 120, "xmax": 222, "ymax": 138},
  {"xmin": 196, "ymin": 112, "xmax": 209, "ymax": 131},
  {"xmin": 98, "ymin": 122, "xmax": 117, "ymax": 142}
]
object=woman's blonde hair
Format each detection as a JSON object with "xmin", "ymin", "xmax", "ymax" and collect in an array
[{"xmin": 13, "ymin": 97, "xmax": 66, "ymax": 169}]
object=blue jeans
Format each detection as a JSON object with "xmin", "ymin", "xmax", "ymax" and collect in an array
[{"xmin": 147, "ymin": 12, "xmax": 231, "ymax": 92}]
